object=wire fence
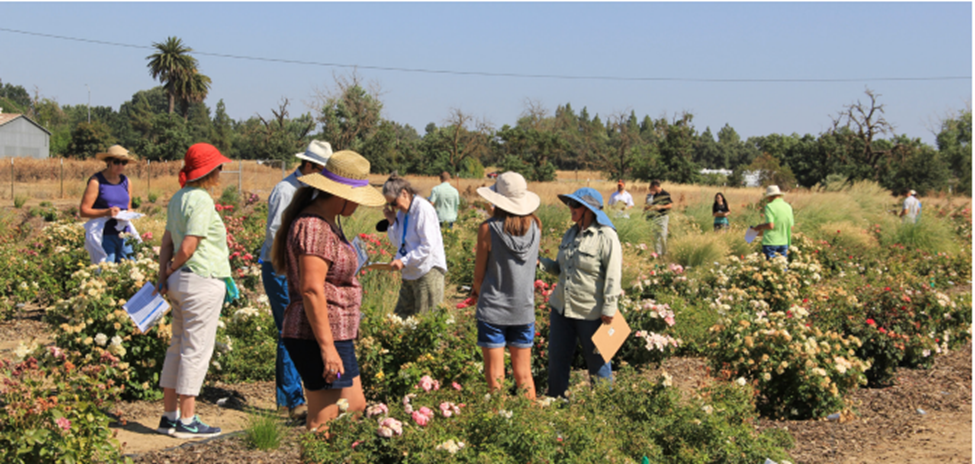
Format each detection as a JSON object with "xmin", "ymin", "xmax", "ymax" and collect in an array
[{"xmin": 0, "ymin": 157, "xmax": 290, "ymax": 206}]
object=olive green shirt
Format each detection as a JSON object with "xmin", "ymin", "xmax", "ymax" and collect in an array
[
  {"xmin": 166, "ymin": 187, "xmax": 232, "ymax": 279},
  {"xmin": 539, "ymin": 223, "xmax": 622, "ymax": 320},
  {"xmin": 762, "ymin": 197, "xmax": 795, "ymax": 247}
]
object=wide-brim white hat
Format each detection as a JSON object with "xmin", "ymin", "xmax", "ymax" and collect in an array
[
  {"xmin": 297, "ymin": 150, "xmax": 385, "ymax": 207},
  {"xmin": 764, "ymin": 185, "xmax": 784, "ymax": 198},
  {"xmin": 294, "ymin": 140, "xmax": 333, "ymax": 166},
  {"xmin": 476, "ymin": 171, "xmax": 540, "ymax": 216}
]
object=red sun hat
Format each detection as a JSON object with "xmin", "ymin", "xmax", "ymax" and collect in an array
[{"xmin": 179, "ymin": 143, "xmax": 232, "ymax": 187}]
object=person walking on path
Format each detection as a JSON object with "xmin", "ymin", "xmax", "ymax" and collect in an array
[
  {"xmin": 643, "ymin": 180, "xmax": 673, "ymax": 256},
  {"xmin": 272, "ymin": 150, "xmax": 386, "ymax": 432},
  {"xmin": 539, "ymin": 187, "xmax": 622, "ymax": 398},
  {"xmin": 260, "ymin": 140, "xmax": 332, "ymax": 422},
  {"xmin": 383, "ymin": 173, "xmax": 448, "ymax": 316},
  {"xmin": 712, "ymin": 192, "xmax": 731, "ymax": 231},
  {"xmin": 156, "ymin": 143, "xmax": 232, "ymax": 439},
  {"xmin": 471, "ymin": 172, "xmax": 541, "ymax": 399},
  {"xmin": 751, "ymin": 185, "xmax": 795, "ymax": 260},
  {"xmin": 429, "ymin": 171, "xmax": 461, "ymax": 229},
  {"xmin": 900, "ymin": 189, "xmax": 922, "ymax": 223},
  {"xmin": 80, "ymin": 144, "xmax": 137, "ymax": 263}
]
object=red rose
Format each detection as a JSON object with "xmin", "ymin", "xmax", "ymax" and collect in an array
[{"xmin": 866, "ymin": 318, "xmax": 876, "ymax": 326}]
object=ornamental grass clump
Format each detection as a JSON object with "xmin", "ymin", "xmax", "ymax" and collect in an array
[{"xmin": 707, "ymin": 307, "xmax": 869, "ymax": 419}]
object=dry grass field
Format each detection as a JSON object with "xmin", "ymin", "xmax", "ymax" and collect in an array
[{"xmin": 0, "ymin": 158, "xmax": 967, "ymax": 216}]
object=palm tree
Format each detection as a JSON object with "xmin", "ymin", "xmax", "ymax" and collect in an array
[
  {"xmin": 146, "ymin": 37, "xmax": 197, "ymax": 114},
  {"xmin": 177, "ymin": 72, "xmax": 213, "ymax": 119}
]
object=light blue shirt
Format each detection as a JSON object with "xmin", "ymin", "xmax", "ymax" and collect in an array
[{"xmin": 260, "ymin": 170, "xmax": 302, "ymax": 263}]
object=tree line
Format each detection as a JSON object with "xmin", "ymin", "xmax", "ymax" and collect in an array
[{"xmin": 0, "ymin": 36, "xmax": 970, "ymax": 196}]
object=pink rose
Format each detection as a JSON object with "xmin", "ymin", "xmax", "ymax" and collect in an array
[
  {"xmin": 452, "ymin": 381, "xmax": 462, "ymax": 391},
  {"xmin": 55, "ymin": 417, "xmax": 70, "ymax": 431},
  {"xmin": 412, "ymin": 410, "xmax": 430, "ymax": 426},
  {"xmin": 377, "ymin": 417, "xmax": 403, "ymax": 437},
  {"xmin": 418, "ymin": 375, "xmax": 435, "ymax": 392}
]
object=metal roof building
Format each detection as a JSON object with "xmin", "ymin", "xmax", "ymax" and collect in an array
[{"xmin": 0, "ymin": 110, "xmax": 51, "ymax": 159}]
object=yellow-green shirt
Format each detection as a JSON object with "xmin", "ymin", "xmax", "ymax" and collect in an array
[
  {"xmin": 166, "ymin": 187, "xmax": 231, "ymax": 279},
  {"xmin": 762, "ymin": 198, "xmax": 795, "ymax": 247},
  {"xmin": 539, "ymin": 223, "xmax": 622, "ymax": 320}
]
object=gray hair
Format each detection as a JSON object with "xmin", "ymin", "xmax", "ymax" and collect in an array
[{"xmin": 382, "ymin": 171, "xmax": 419, "ymax": 198}]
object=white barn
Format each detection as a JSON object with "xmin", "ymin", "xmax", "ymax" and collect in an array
[{"xmin": 0, "ymin": 110, "xmax": 51, "ymax": 159}]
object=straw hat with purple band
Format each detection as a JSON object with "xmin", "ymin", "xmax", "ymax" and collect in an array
[
  {"xmin": 476, "ymin": 171, "xmax": 540, "ymax": 216},
  {"xmin": 95, "ymin": 144, "xmax": 137, "ymax": 162},
  {"xmin": 295, "ymin": 140, "xmax": 333, "ymax": 166},
  {"xmin": 297, "ymin": 150, "xmax": 385, "ymax": 207},
  {"xmin": 557, "ymin": 187, "xmax": 615, "ymax": 230}
]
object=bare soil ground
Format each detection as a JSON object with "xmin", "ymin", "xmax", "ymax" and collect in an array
[{"xmin": 1, "ymin": 306, "xmax": 970, "ymax": 463}]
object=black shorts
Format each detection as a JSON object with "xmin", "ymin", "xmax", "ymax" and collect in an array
[{"xmin": 282, "ymin": 338, "xmax": 359, "ymax": 391}]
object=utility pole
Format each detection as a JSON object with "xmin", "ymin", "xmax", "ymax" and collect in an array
[{"xmin": 85, "ymin": 84, "xmax": 90, "ymax": 123}]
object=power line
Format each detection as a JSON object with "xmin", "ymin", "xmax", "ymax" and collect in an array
[{"xmin": 2, "ymin": 26, "xmax": 971, "ymax": 83}]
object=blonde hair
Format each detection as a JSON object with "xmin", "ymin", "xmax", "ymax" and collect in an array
[
  {"xmin": 186, "ymin": 169, "xmax": 221, "ymax": 190},
  {"xmin": 493, "ymin": 207, "xmax": 541, "ymax": 237}
]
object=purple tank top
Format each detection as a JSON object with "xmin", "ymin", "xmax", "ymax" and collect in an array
[{"xmin": 91, "ymin": 172, "xmax": 129, "ymax": 236}]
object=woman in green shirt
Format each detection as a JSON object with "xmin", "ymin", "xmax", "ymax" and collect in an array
[{"xmin": 156, "ymin": 143, "xmax": 232, "ymax": 439}]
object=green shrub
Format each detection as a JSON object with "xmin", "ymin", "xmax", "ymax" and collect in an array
[
  {"xmin": 13, "ymin": 194, "xmax": 28, "ymax": 209},
  {"xmin": 301, "ymin": 369, "xmax": 794, "ymax": 463},
  {"xmin": 244, "ymin": 412, "xmax": 284, "ymax": 451},
  {"xmin": 219, "ymin": 185, "xmax": 240, "ymax": 208},
  {"xmin": 131, "ymin": 196, "xmax": 142, "ymax": 210},
  {"xmin": 707, "ymin": 308, "xmax": 869, "ymax": 419},
  {"xmin": 0, "ymin": 346, "xmax": 130, "ymax": 463},
  {"xmin": 210, "ymin": 298, "xmax": 277, "ymax": 384},
  {"xmin": 668, "ymin": 232, "xmax": 729, "ymax": 268},
  {"xmin": 147, "ymin": 190, "xmax": 159, "ymax": 203}
]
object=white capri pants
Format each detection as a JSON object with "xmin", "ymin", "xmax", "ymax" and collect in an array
[{"xmin": 159, "ymin": 269, "xmax": 225, "ymax": 397}]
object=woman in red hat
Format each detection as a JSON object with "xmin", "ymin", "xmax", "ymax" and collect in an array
[{"xmin": 155, "ymin": 143, "xmax": 232, "ymax": 439}]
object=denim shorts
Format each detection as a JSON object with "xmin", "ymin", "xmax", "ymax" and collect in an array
[
  {"xmin": 477, "ymin": 320, "xmax": 535, "ymax": 349},
  {"xmin": 282, "ymin": 338, "xmax": 359, "ymax": 390}
]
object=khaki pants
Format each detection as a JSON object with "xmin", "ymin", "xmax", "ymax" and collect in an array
[
  {"xmin": 159, "ymin": 269, "xmax": 225, "ymax": 397},
  {"xmin": 394, "ymin": 268, "xmax": 445, "ymax": 317}
]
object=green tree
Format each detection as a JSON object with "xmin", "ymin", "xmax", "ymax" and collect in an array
[
  {"xmin": 746, "ymin": 152, "xmax": 797, "ymax": 189},
  {"xmin": 880, "ymin": 135, "xmax": 950, "ymax": 196},
  {"xmin": 146, "ymin": 36, "xmax": 204, "ymax": 114},
  {"xmin": 0, "ymin": 80, "xmax": 31, "ymax": 113},
  {"xmin": 936, "ymin": 108, "xmax": 972, "ymax": 195},
  {"xmin": 494, "ymin": 125, "xmax": 560, "ymax": 182},
  {"xmin": 66, "ymin": 121, "xmax": 115, "ymax": 159},
  {"xmin": 240, "ymin": 99, "xmax": 314, "ymax": 162},
  {"xmin": 210, "ymin": 99, "xmax": 235, "ymax": 155},
  {"xmin": 659, "ymin": 113, "xmax": 701, "ymax": 184},
  {"xmin": 316, "ymin": 74, "xmax": 387, "ymax": 171}
]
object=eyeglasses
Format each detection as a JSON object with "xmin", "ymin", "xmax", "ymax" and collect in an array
[
  {"xmin": 566, "ymin": 200, "xmax": 583, "ymax": 209},
  {"xmin": 110, "ymin": 160, "xmax": 128, "ymax": 166}
]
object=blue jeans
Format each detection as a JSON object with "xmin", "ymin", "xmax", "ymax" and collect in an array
[
  {"xmin": 262, "ymin": 261, "xmax": 305, "ymax": 408},
  {"xmin": 762, "ymin": 245, "xmax": 789, "ymax": 260},
  {"xmin": 101, "ymin": 234, "xmax": 133, "ymax": 263},
  {"xmin": 547, "ymin": 309, "xmax": 613, "ymax": 398}
]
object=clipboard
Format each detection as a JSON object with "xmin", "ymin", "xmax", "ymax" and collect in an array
[
  {"xmin": 591, "ymin": 312, "xmax": 631, "ymax": 364},
  {"xmin": 744, "ymin": 227, "xmax": 759, "ymax": 244},
  {"xmin": 364, "ymin": 262, "xmax": 393, "ymax": 271},
  {"xmin": 123, "ymin": 282, "xmax": 171, "ymax": 334}
]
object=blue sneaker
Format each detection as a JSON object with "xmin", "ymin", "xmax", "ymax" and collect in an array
[
  {"xmin": 157, "ymin": 416, "xmax": 177, "ymax": 435},
  {"xmin": 172, "ymin": 415, "xmax": 221, "ymax": 439}
]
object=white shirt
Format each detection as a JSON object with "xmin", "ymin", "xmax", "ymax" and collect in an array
[
  {"xmin": 387, "ymin": 196, "xmax": 448, "ymax": 281},
  {"xmin": 903, "ymin": 196, "xmax": 921, "ymax": 223},
  {"xmin": 609, "ymin": 190, "xmax": 634, "ymax": 207}
]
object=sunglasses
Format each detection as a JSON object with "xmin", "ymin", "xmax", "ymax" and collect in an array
[
  {"xmin": 110, "ymin": 159, "xmax": 128, "ymax": 166},
  {"xmin": 566, "ymin": 200, "xmax": 584, "ymax": 209}
]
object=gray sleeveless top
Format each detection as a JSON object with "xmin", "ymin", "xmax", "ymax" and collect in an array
[{"xmin": 476, "ymin": 217, "xmax": 539, "ymax": 326}]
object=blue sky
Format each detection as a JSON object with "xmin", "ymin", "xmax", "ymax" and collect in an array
[{"xmin": 1, "ymin": 2, "xmax": 970, "ymax": 146}]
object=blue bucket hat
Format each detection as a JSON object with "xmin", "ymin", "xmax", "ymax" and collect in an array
[{"xmin": 557, "ymin": 187, "xmax": 615, "ymax": 230}]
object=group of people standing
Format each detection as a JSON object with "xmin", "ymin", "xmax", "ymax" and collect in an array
[{"xmin": 84, "ymin": 138, "xmax": 920, "ymax": 439}]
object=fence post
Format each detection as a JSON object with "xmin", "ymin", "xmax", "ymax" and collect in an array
[
  {"xmin": 60, "ymin": 158, "xmax": 64, "ymax": 199},
  {"xmin": 147, "ymin": 160, "xmax": 151, "ymax": 198},
  {"xmin": 9, "ymin": 158, "xmax": 13, "ymax": 203},
  {"xmin": 238, "ymin": 159, "xmax": 242, "ymax": 194}
]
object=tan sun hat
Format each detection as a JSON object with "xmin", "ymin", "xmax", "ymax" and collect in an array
[
  {"xmin": 764, "ymin": 185, "xmax": 784, "ymax": 198},
  {"xmin": 95, "ymin": 145, "xmax": 136, "ymax": 162},
  {"xmin": 476, "ymin": 171, "xmax": 540, "ymax": 216},
  {"xmin": 297, "ymin": 150, "xmax": 385, "ymax": 207}
]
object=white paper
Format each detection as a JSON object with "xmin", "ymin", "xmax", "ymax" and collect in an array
[
  {"xmin": 745, "ymin": 227, "xmax": 759, "ymax": 244},
  {"xmin": 115, "ymin": 211, "xmax": 143, "ymax": 221},
  {"xmin": 123, "ymin": 282, "xmax": 170, "ymax": 333},
  {"xmin": 352, "ymin": 237, "xmax": 369, "ymax": 275}
]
